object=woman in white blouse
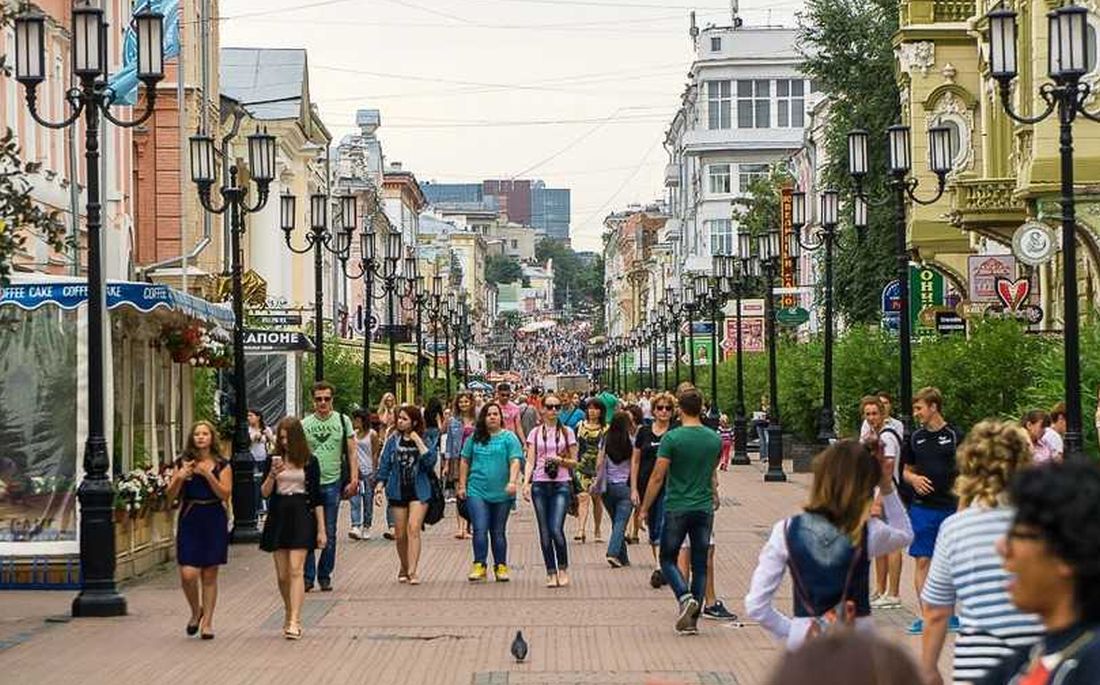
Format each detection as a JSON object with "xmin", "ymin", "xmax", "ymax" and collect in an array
[{"xmin": 744, "ymin": 437, "xmax": 913, "ymax": 651}]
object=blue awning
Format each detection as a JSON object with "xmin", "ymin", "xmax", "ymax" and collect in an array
[{"xmin": 0, "ymin": 279, "xmax": 234, "ymax": 328}]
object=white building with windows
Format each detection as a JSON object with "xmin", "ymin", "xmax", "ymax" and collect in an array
[{"xmin": 663, "ymin": 21, "xmax": 820, "ymax": 284}]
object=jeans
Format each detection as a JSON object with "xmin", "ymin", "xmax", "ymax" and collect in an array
[
  {"xmin": 646, "ymin": 489, "xmax": 666, "ymax": 547},
  {"xmin": 253, "ymin": 461, "xmax": 268, "ymax": 514},
  {"xmin": 531, "ymin": 481, "xmax": 570, "ymax": 573},
  {"xmin": 755, "ymin": 422, "xmax": 770, "ymax": 460},
  {"xmin": 349, "ymin": 473, "xmax": 375, "ymax": 530},
  {"xmin": 465, "ymin": 497, "xmax": 512, "ymax": 566},
  {"xmin": 305, "ymin": 482, "xmax": 342, "ymax": 585},
  {"xmin": 601, "ymin": 482, "xmax": 633, "ymax": 564},
  {"xmin": 660, "ymin": 509, "xmax": 714, "ymax": 604}
]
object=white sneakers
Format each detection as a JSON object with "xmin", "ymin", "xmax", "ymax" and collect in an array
[
  {"xmin": 348, "ymin": 526, "xmax": 362, "ymax": 540},
  {"xmin": 870, "ymin": 594, "xmax": 902, "ymax": 609}
]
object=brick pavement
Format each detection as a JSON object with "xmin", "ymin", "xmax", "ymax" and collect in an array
[{"xmin": 0, "ymin": 459, "xmax": 951, "ymax": 685}]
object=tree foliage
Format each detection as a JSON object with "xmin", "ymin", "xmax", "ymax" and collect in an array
[
  {"xmin": 535, "ymin": 238, "xmax": 605, "ymax": 313},
  {"xmin": 797, "ymin": 0, "xmax": 900, "ymax": 323},
  {"xmin": 485, "ymin": 254, "xmax": 523, "ymax": 285}
]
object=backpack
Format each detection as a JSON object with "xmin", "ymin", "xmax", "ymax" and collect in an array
[{"xmin": 784, "ymin": 519, "xmax": 864, "ymax": 641}]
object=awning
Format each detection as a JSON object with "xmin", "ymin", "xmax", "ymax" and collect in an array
[{"xmin": 0, "ymin": 279, "xmax": 235, "ymax": 328}]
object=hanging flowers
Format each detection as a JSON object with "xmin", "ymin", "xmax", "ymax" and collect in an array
[
  {"xmin": 113, "ymin": 466, "xmax": 173, "ymax": 516},
  {"xmin": 161, "ymin": 323, "xmax": 232, "ymax": 368}
]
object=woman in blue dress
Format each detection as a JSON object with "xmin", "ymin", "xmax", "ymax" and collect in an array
[{"xmin": 166, "ymin": 420, "xmax": 232, "ymax": 640}]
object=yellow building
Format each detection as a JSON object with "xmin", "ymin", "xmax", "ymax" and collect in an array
[{"xmin": 896, "ymin": 0, "xmax": 1100, "ymax": 321}]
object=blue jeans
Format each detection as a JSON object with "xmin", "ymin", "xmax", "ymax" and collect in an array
[
  {"xmin": 660, "ymin": 509, "xmax": 713, "ymax": 604},
  {"xmin": 349, "ymin": 473, "xmax": 375, "ymax": 530},
  {"xmin": 601, "ymin": 482, "xmax": 633, "ymax": 564},
  {"xmin": 646, "ymin": 489, "xmax": 666, "ymax": 547},
  {"xmin": 305, "ymin": 482, "xmax": 342, "ymax": 585},
  {"xmin": 531, "ymin": 481, "xmax": 570, "ymax": 573},
  {"xmin": 253, "ymin": 461, "xmax": 268, "ymax": 514},
  {"xmin": 466, "ymin": 497, "xmax": 512, "ymax": 566}
]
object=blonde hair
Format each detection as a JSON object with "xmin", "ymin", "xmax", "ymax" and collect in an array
[
  {"xmin": 181, "ymin": 420, "xmax": 224, "ymax": 463},
  {"xmin": 954, "ymin": 420, "xmax": 1032, "ymax": 508},
  {"xmin": 651, "ymin": 391, "xmax": 677, "ymax": 410}
]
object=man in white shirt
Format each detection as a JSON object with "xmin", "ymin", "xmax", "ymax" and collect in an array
[
  {"xmin": 638, "ymin": 389, "xmax": 653, "ymax": 424},
  {"xmin": 862, "ymin": 395, "xmax": 904, "ymax": 609},
  {"xmin": 860, "ymin": 390, "xmax": 905, "ymax": 441}
]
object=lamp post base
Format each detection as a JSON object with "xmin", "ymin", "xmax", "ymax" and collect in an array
[
  {"xmin": 72, "ymin": 471, "xmax": 127, "ymax": 617},
  {"xmin": 816, "ymin": 407, "xmax": 837, "ymax": 445},
  {"xmin": 731, "ymin": 412, "xmax": 751, "ymax": 466},
  {"xmin": 229, "ymin": 446, "xmax": 261, "ymax": 544},
  {"xmin": 763, "ymin": 425, "xmax": 787, "ymax": 483}
]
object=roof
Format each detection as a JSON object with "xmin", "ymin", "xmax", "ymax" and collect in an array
[{"xmin": 220, "ymin": 48, "xmax": 307, "ymax": 120}]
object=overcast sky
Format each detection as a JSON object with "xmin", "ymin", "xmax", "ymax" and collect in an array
[{"xmin": 222, "ymin": 0, "xmax": 801, "ymax": 252}]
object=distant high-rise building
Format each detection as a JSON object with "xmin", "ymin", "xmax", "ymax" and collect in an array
[
  {"xmin": 531, "ymin": 182, "xmax": 571, "ymax": 241},
  {"xmin": 422, "ymin": 178, "xmax": 571, "ymax": 241}
]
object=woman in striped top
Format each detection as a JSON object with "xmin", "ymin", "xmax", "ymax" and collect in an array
[{"xmin": 919, "ymin": 420, "xmax": 1044, "ymax": 685}]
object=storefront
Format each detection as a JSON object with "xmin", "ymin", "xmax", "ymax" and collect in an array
[{"xmin": 0, "ymin": 276, "xmax": 232, "ymax": 587}]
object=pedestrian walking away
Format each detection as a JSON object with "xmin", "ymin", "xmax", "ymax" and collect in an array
[
  {"xmin": 919, "ymin": 420, "xmax": 1043, "ymax": 685},
  {"xmin": 260, "ymin": 417, "xmax": 326, "ymax": 640},
  {"xmin": 639, "ymin": 387, "xmax": 722, "ymax": 636},
  {"xmin": 744, "ymin": 437, "xmax": 913, "ymax": 650},
  {"xmin": 300, "ymin": 381, "xmax": 357, "ymax": 592},
  {"xmin": 978, "ymin": 462, "xmax": 1100, "ymax": 684},
  {"xmin": 523, "ymin": 392, "xmax": 579, "ymax": 588},
  {"xmin": 165, "ymin": 420, "xmax": 233, "ymax": 641},
  {"xmin": 374, "ymin": 404, "xmax": 437, "ymax": 585},
  {"xmin": 594, "ymin": 410, "xmax": 635, "ymax": 569},
  {"xmin": 459, "ymin": 401, "xmax": 524, "ymax": 583}
]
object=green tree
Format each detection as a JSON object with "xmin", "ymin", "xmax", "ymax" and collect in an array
[
  {"xmin": 798, "ymin": 0, "xmax": 900, "ymax": 323},
  {"xmin": 485, "ymin": 254, "xmax": 522, "ymax": 285},
  {"xmin": 535, "ymin": 239, "xmax": 605, "ymax": 314}
]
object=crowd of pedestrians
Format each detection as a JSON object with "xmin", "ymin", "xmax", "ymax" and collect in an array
[
  {"xmin": 160, "ymin": 367, "xmax": 1100, "ymax": 685},
  {"xmin": 511, "ymin": 320, "xmax": 591, "ymax": 387}
]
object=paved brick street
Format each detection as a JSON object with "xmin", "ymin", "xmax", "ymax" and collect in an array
[{"xmin": 0, "ymin": 459, "xmax": 949, "ymax": 685}]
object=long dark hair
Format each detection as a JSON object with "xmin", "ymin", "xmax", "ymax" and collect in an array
[
  {"xmin": 425, "ymin": 396, "xmax": 445, "ymax": 428},
  {"xmin": 584, "ymin": 397, "xmax": 605, "ymax": 425},
  {"xmin": 274, "ymin": 416, "xmax": 311, "ymax": 469},
  {"xmin": 605, "ymin": 411, "xmax": 633, "ymax": 464},
  {"xmin": 473, "ymin": 401, "xmax": 503, "ymax": 445},
  {"xmin": 397, "ymin": 404, "xmax": 425, "ymax": 436}
]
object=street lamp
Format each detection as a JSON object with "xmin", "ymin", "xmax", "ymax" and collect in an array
[
  {"xmin": 697, "ymin": 267, "xmax": 725, "ymax": 422},
  {"xmin": 279, "ymin": 187, "xmax": 357, "ymax": 381},
  {"xmin": 424, "ymin": 274, "xmax": 449, "ymax": 401},
  {"xmin": 789, "ymin": 189, "xmax": 841, "ymax": 443},
  {"xmin": 848, "ymin": 122, "xmax": 950, "ymax": 435},
  {"xmin": 716, "ymin": 237, "xmax": 754, "ymax": 465},
  {"xmin": 15, "ymin": 3, "xmax": 165, "ymax": 617},
  {"xmin": 985, "ymin": 1, "xmax": 1097, "ymax": 460},
  {"xmin": 399, "ymin": 261, "xmax": 430, "ymax": 401},
  {"xmin": 336, "ymin": 221, "xmax": 389, "ymax": 411},
  {"xmin": 665, "ymin": 287, "xmax": 683, "ymax": 387},
  {"xmin": 755, "ymin": 227, "xmax": 787, "ymax": 483},
  {"xmin": 190, "ymin": 126, "xmax": 277, "ymax": 549}
]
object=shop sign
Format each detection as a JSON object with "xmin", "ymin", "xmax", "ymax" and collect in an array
[
  {"xmin": 1012, "ymin": 221, "xmax": 1057, "ymax": 267},
  {"xmin": 967, "ymin": 255, "xmax": 1015, "ymax": 302},
  {"xmin": 775, "ymin": 306, "xmax": 810, "ymax": 327},
  {"xmin": 934, "ymin": 311, "xmax": 966, "ymax": 335},
  {"xmin": 909, "ymin": 266, "xmax": 945, "ymax": 334},
  {"xmin": 243, "ymin": 329, "xmax": 315, "ymax": 352}
]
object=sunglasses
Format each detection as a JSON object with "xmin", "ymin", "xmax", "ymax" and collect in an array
[
  {"xmin": 654, "ymin": 405, "xmax": 673, "ymax": 411},
  {"xmin": 544, "ymin": 403, "xmax": 561, "ymax": 410},
  {"xmin": 313, "ymin": 396, "xmax": 333, "ymax": 403}
]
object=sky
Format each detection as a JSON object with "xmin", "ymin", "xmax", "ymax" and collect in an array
[{"xmin": 221, "ymin": 0, "xmax": 801, "ymax": 252}]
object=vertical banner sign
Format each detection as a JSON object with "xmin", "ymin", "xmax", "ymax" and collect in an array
[
  {"xmin": 909, "ymin": 266, "xmax": 945, "ymax": 335},
  {"xmin": 780, "ymin": 187, "xmax": 796, "ymax": 307}
]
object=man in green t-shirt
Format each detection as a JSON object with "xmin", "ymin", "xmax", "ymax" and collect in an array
[
  {"xmin": 596, "ymin": 387, "xmax": 618, "ymax": 426},
  {"xmin": 639, "ymin": 387, "xmax": 721, "ymax": 635},
  {"xmin": 301, "ymin": 380, "xmax": 357, "ymax": 592}
]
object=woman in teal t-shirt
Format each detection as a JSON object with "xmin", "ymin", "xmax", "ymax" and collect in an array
[{"xmin": 458, "ymin": 402, "xmax": 524, "ymax": 583}]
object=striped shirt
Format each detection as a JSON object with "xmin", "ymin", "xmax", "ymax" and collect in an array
[{"xmin": 921, "ymin": 504, "xmax": 1044, "ymax": 684}]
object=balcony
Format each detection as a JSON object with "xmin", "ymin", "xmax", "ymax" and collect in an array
[
  {"xmin": 902, "ymin": 0, "xmax": 976, "ymax": 25},
  {"xmin": 948, "ymin": 177, "xmax": 1027, "ymax": 232},
  {"xmin": 681, "ymin": 126, "xmax": 804, "ymax": 155}
]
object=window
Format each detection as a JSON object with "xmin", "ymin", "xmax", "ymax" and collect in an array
[
  {"xmin": 707, "ymin": 80, "xmax": 732, "ymax": 130},
  {"xmin": 708, "ymin": 163, "xmax": 731, "ymax": 194},
  {"xmin": 943, "ymin": 119, "xmax": 962, "ymax": 165},
  {"xmin": 737, "ymin": 79, "xmax": 770, "ymax": 128},
  {"xmin": 777, "ymin": 79, "xmax": 805, "ymax": 128},
  {"xmin": 707, "ymin": 219, "xmax": 734, "ymax": 255},
  {"xmin": 739, "ymin": 163, "xmax": 770, "ymax": 192},
  {"xmin": 510, "ymin": 239, "xmax": 518, "ymax": 249},
  {"xmin": 710, "ymin": 36, "xmax": 722, "ymax": 52}
]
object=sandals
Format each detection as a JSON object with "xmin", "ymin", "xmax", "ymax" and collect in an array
[
  {"xmin": 407, "ymin": 575, "xmax": 421, "ymax": 585},
  {"xmin": 398, "ymin": 572, "xmax": 409, "ymax": 583},
  {"xmin": 284, "ymin": 624, "xmax": 302, "ymax": 640},
  {"xmin": 573, "ymin": 533, "xmax": 586, "ymax": 543},
  {"xmin": 545, "ymin": 573, "xmax": 559, "ymax": 588},
  {"xmin": 557, "ymin": 570, "xmax": 571, "ymax": 587}
]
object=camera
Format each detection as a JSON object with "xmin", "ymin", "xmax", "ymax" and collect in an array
[{"xmin": 544, "ymin": 457, "xmax": 560, "ymax": 479}]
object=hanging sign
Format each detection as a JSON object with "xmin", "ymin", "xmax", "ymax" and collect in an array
[
  {"xmin": 243, "ymin": 329, "xmax": 315, "ymax": 353},
  {"xmin": 1012, "ymin": 221, "xmax": 1057, "ymax": 267},
  {"xmin": 909, "ymin": 266, "xmax": 945, "ymax": 335},
  {"xmin": 780, "ymin": 187, "xmax": 796, "ymax": 307},
  {"xmin": 967, "ymin": 255, "xmax": 1016, "ymax": 302}
]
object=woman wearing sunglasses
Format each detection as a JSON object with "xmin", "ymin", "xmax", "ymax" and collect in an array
[
  {"xmin": 632, "ymin": 392, "xmax": 676, "ymax": 587},
  {"xmin": 523, "ymin": 393, "xmax": 579, "ymax": 587}
]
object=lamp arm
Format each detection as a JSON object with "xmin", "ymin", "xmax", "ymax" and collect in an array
[
  {"xmin": 98, "ymin": 85, "xmax": 158, "ymax": 128},
  {"xmin": 1075, "ymin": 82, "xmax": 1100, "ymax": 123},
  {"xmin": 196, "ymin": 185, "xmax": 229, "ymax": 215},
  {"xmin": 901, "ymin": 175, "xmax": 947, "ymax": 207},
  {"xmin": 282, "ymin": 231, "xmax": 317, "ymax": 255},
  {"xmin": 245, "ymin": 185, "xmax": 271, "ymax": 214},
  {"xmin": 339, "ymin": 256, "xmax": 368, "ymax": 280},
  {"xmin": 24, "ymin": 86, "xmax": 86, "ymax": 130},
  {"xmin": 998, "ymin": 81, "xmax": 1058, "ymax": 125}
]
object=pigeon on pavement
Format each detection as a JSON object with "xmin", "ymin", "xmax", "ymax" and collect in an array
[{"xmin": 510, "ymin": 630, "xmax": 528, "ymax": 662}]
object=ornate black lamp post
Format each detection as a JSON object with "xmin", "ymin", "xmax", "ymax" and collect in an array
[
  {"xmin": 789, "ymin": 189, "xmax": 840, "ymax": 443},
  {"xmin": 848, "ymin": 122, "xmax": 950, "ymax": 434},
  {"xmin": 397, "ymin": 257, "xmax": 428, "ymax": 401},
  {"xmin": 647, "ymin": 321, "xmax": 659, "ymax": 390},
  {"xmin": 986, "ymin": 2, "xmax": 1096, "ymax": 460},
  {"xmin": 336, "ymin": 224, "xmax": 388, "ymax": 410},
  {"xmin": 715, "ymin": 239, "xmax": 753, "ymax": 466},
  {"xmin": 424, "ymin": 275, "xmax": 447, "ymax": 400},
  {"xmin": 665, "ymin": 287, "xmax": 684, "ymax": 388},
  {"xmin": 754, "ymin": 228, "xmax": 787, "ymax": 483},
  {"xmin": 278, "ymin": 189, "xmax": 357, "ymax": 381},
  {"xmin": 15, "ymin": 2, "xmax": 165, "ymax": 618},
  {"xmin": 682, "ymin": 280, "xmax": 698, "ymax": 386},
  {"xmin": 190, "ymin": 125, "xmax": 277, "ymax": 546},
  {"xmin": 694, "ymin": 269, "xmax": 724, "ymax": 421}
]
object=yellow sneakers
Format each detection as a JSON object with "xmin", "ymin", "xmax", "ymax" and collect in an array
[
  {"xmin": 468, "ymin": 562, "xmax": 488, "ymax": 582},
  {"xmin": 494, "ymin": 563, "xmax": 510, "ymax": 582}
]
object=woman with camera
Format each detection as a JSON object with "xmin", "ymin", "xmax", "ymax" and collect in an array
[{"xmin": 523, "ymin": 393, "xmax": 579, "ymax": 587}]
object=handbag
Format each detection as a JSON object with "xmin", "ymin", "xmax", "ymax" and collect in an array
[
  {"xmin": 567, "ymin": 473, "xmax": 581, "ymax": 517},
  {"xmin": 425, "ymin": 469, "xmax": 445, "ymax": 526}
]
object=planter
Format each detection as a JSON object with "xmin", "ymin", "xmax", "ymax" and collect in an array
[{"xmin": 784, "ymin": 437, "xmax": 820, "ymax": 474}]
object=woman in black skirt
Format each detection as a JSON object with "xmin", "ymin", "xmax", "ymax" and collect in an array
[{"xmin": 260, "ymin": 416, "xmax": 325, "ymax": 640}]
